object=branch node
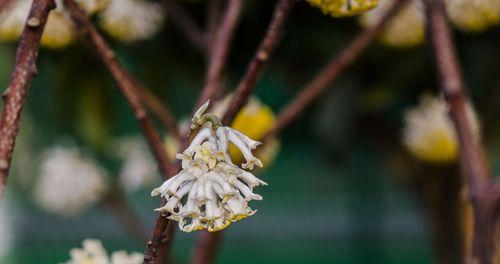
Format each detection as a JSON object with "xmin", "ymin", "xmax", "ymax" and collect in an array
[{"xmin": 27, "ymin": 17, "xmax": 41, "ymax": 27}]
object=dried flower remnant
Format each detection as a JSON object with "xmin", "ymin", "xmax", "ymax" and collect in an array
[
  {"xmin": 63, "ymin": 239, "xmax": 143, "ymax": 264},
  {"xmin": 402, "ymin": 95, "xmax": 480, "ymax": 163},
  {"xmin": 98, "ymin": 0, "xmax": 165, "ymax": 43},
  {"xmin": 152, "ymin": 101, "xmax": 267, "ymax": 232},
  {"xmin": 307, "ymin": 0, "xmax": 379, "ymax": 17},
  {"xmin": 360, "ymin": 0, "xmax": 425, "ymax": 47},
  {"xmin": 33, "ymin": 145, "xmax": 107, "ymax": 216}
]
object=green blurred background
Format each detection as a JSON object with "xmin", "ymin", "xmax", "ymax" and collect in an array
[{"xmin": 1, "ymin": 0, "xmax": 500, "ymax": 263}]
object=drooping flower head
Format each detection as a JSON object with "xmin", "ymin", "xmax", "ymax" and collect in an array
[
  {"xmin": 307, "ymin": 0, "xmax": 379, "ymax": 17},
  {"xmin": 152, "ymin": 101, "xmax": 267, "ymax": 232},
  {"xmin": 402, "ymin": 95, "xmax": 480, "ymax": 163},
  {"xmin": 33, "ymin": 145, "xmax": 107, "ymax": 216},
  {"xmin": 98, "ymin": 0, "xmax": 165, "ymax": 43},
  {"xmin": 63, "ymin": 239, "xmax": 143, "ymax": 264}
]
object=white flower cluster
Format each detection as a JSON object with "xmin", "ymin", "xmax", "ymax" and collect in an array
[
  {"xmin": 152, "ymin": 101, "xmax": 267, "ymax": 232},
  {"xmin": 63, "ymin": 239, "xmax": 143, "ymax": 264},
  {"xmin": 34, "ymin": 145, "xmax": 107, "ymax": 216}
]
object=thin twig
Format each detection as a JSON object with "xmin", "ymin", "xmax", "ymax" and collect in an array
[
  {"xmin": 137, "ymin": 85, "xmax": 182, "ymax": 141},
  {"xmin": 64, "ymin": 0, "xmax": 176, "ymax": 178},
  {"xmin": 222, "ymin": 0, "xmax": 296, "ymax": 125},
  {"xmin": 423, "ymin": 0, "xmax": 495, "ymax": 262},
  {"xmin": 160, "ymin": 0, "xmax": 207, "ymax": 52},
  {"xmin": 103, "ymin": 184, "xmax": 149, "ymax": 242},
  {"xmin": 265, "ymin": 0, "xmax": 410, "ymax": 139},
  {"xmin": 195, "ymin": 0, "xmax": 244, "ymax": 109},
  {"xmin": 0, "ymin": 0, "xmax": 56, "ymax": 201}
]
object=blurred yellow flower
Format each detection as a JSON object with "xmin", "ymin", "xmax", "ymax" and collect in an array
[
  {"xmin": 0, "ymin": 0, "xmax": 75, "ymax": 49},
  {"xmin": 445, "ymin": 0, "xmax": 500, "ymax": 32},
  {"xmin": 360, "ymin": 0, "xmax": 425, "ymax": 47},
  {"xmin": 307, "ymin": 0, "xmax": 379, "ymax": 17},
  {"xmin": 402, "ymin": 95, "xmax": 480, "ymax": 163}
]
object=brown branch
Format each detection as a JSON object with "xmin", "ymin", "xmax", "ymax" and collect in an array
[
  {"xmin": 103, "ymin": 184, "xmax": 149, "ymax": 242},
  {"xmin": 195, "ymin": 0, "xmax": 244, "ymax": 109},
  {"xmin": 137, "ymin": 86, "xmax": 182, "ymax": 141},
  {"xmin": 265, "ymin": 0, "xmax": 409, "ymax": 139},
  {"xmin": 221, "ymin": 0, "xmax": 296, "ymax": 125},
  {"xmin": 0, "ymin": 0, "xmax": 11, "ymax": 15},
  {"xmin": 64, "ymin": 0, "xmax": 176, "ymax": 178},
  {"xmin": 191, "ymin": 232, "xmax": 222, "ymax": 264},
  {"xmin": 160, "ymin": 0, "xmax": 207, "ymax": 52},
  {"xmin": 422, "ymin": 0, "xmax": 495, "ymax": 263},
  {"xmin": 206, "ymin": 0, "xmax": 222, "ymax": 52},
  {"xmin": 0, "ymin": 0, "xmax": 55, "ymax": 201}
]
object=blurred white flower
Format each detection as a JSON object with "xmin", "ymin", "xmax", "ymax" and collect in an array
[
  {"xmin": 152, "ymin": 101, "xmax": 267, "ymax": 232},
  {"xmin": 98, "ymin": 0, "xmax": 165, "ymax": 43},
  {"xmin": 115, "ymin": 136, "xmax": 158, "ymax": 192},
  {"xmin": 402, "ymin": 95, "xmax": 480, "ymax": 163},
  {"xmin": 110, "ymin": 251, "xmax": 143, "ymax": 264},
  {"xmin": 74, "ymin": 0, "xmax": 110, "ymax": 14},
  {"xmin": 34, "ymin": 145, "xmax": 107, "ymax": 216},
  {"xmin": 63, "ymin": 239, "xmax": 143, "ymax": 264}
]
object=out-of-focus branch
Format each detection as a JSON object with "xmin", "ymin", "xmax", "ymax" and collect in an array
[
  {"xmin": 206, "ymin": 0, "xmax": 222, "ymax": 52},
  {"xmin": 64, "ymin": 0, "xmax": 176, "ymax": 178},
  {"xmin": 265, "ymin": 0, "xmax": 410, "ymax": 139},
  {"xmin": 0, "ymin": 0, "xmax": 11, "ymax": 15},
  {"xmin": 103, "ymin": 185, "xmax": 149, "ymax": 242},
  {"xmin": 0, "ymin": 0, "xmax": 55, "ymax": 201},
  {"xmin": 422, "ymin": 0, "xmax": 495, "ymax": 263},
  {"xmin": 191, "ymin": 232, "xmax": 222, "ymax": 264},
  {"xmin": 195, "ymin": 0, "xmax": 243, "ymax": 108},
  {"xmin": 222, "ymin": 0, "xmax": 296, "ymax": 125},
  {"xmin": 160, "ymin": 0, "xmax": 207, "ymax": 52},
  {"xmin": 138, "ymin": 86, "xmax": 181, "ymax": 141}
]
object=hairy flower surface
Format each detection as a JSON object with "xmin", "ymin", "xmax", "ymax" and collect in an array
[
  {"xmin": 115, "ymin": 136, "xmax": 158, "ymax": 192},
  {"xmin": 360, "ymin": 0, "xmax": 424, "ymax": 47},
  {"xmin": 402, "ymin": 95, "xmax": 480, "ymax": 163},
  {"xmin": 63, "ymin": 239, "xmax": 143, "ymax": 264},
  {"xmin": 152, "ymin": 101, "xmax": 267, "ymax": 232},
  {"xmin": 34, "ymin": 145, "xmax": 107, "ymax": 216},
  {"xmin": 307, "ymin": 0, "xmax": 379, "ymax": 17},
  {"xmin": 98, "ymin": 0, "xmax": 165, "ymax": 43}
]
